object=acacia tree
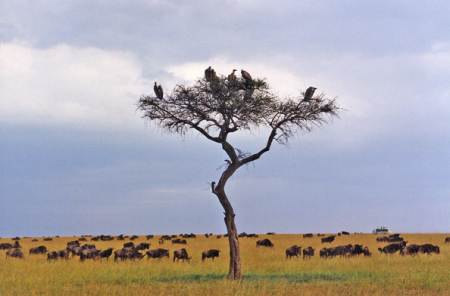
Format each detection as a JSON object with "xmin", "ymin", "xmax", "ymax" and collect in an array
[{"xmin": 137, "ymin": 71, "xmax": 340, "ymax": 280}]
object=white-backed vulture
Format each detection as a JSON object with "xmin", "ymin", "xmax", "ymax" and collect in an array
[
  {"xmin": 303, "ymin": 86, "xmax": 317, "ymax": 101},
  {"xmin": 228, "ymin": 69, "xmax": 237, "ymax": 81},
  {"xmin": 241, "ymin": 69, "xmax": 252, "ymax": 83},
  {"xmin": 205, "ymin": 66, "xmax": 213, "ymax": 81},
  {"xmin": 154, "ymin": 82, "xmax": 163, "ymax": 100}
]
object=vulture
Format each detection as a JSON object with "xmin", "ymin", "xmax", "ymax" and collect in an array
[
  {"xmin": 205, "ymin": 66, "xmax": 213, "ymax": 81},
  {"xmin": 205, "ymin": 66, "xmax": 217, "ymax": 82},
  {"xmin": 154, "ymin": 82, "xmax": 163, "ymax": 100},
  {"xmin": 303, "ymin": 87, "xmax": 317, "ymax": 101},
  {"xmin": 241, "ymin": 69, "xmax": 252, "ymax": 83},
  {"xmin": 228, "ymin": 69, "xmax": 237, "ymax": 81}
]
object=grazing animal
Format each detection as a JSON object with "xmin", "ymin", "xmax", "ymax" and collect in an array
[
  {"xmin": 378, "ymin": 242, "xmax": 407, "ymax": 255},
  {"xmin": 303, "ymin": 87, "xmax": 317, "ymax": 101},
  {"xmin": 319, "ymin": 248, "xmax": 328, "ymax": 258},
  {"xmin": 47, "ymin": 251, "xmax": 58, "ymax": 260},
  {"xmin": 100, "ymin": 248, "xmax": 114, "ymax": 261},
  {"xmin": 146, "ymin": 248, "xmax": 170, "ymax": 259},
  {"xmin": 0, "ymin": 243, "xmax": 13, "ymax": 250},
  {"xmin": 445, "ymin": 237, "xmax": 450, "ymax": 244},
  {"xmin": 173, "ymin": 248, "xmax": 191, "ymax": 263},
  {"xmin": 302, "ymin": 247, "xmax": 315, "ymax": 259},
  {"xmin": 67, "ymin": 240, "xmax": 80, "ymax": 247},
  {"xmin": 136, "ymin": 243, "xmax": 150, "ymax": 250},
  {"xmin": 321, "ymin": 236, "xmax": 336, "ymax": 244},
  {"xmin": 6, "ymin": 249, "xmax": 24, "ymax": 259},
  {"xmin": 286, "ymin": 245, "xmax": 302, "ymax": 259},
  {"xmin": 303, "ymin": 233, "xmax": 313, "ymax": 238},
  {"xmin": 29, "ymin": 246, "xmax": 48, "ymax": 255},
  {"xmin": 376, "ymin": 236, "xmax": 389, "ymax": 242},
  {"xmin": 421, "ymin": 244, "xmax": 440, "ymax": 255},
  {"xmin": 363, "ymin": 246, "xmax": 372, "ymax": 256},
  {"xmin": 256, "ymin": 239, "xmax": 274, "ymax": 247},
  {"xmin": 154, "ymin": 82, "xmax": 163, "ymax": 100},
  {"xmin": 80, "ymin": 249, "xmax": 101, "ymax": 261},
  {"xmin": 12, "ymin": 241, "xmax": 21, "ymax": 248},
  {"xmin": 56, "ymin": 248, "xmax": 71, "ymax": 260},
  {"xmin": 202, "ymin": 249, "xmax": 221, "ymax": 261},
  {"xmin": 123, "ymin": 242, "xmax": 135, "ymax": 248}
]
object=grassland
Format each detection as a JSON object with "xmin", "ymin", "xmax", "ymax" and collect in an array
[{"xmin": 1, "ymin": 233, "xmax": 449, "ymax": 295}]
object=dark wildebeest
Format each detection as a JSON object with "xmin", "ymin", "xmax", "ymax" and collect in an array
[
  {"xmin": 173, "ymin": 248, "xmax": 191, "ymax": 262},
  {"xmin": 56, "ymin": 248, "xmax": 71, "ymax": 260},
  {"xmin": 47, "ymin": 251, "xmax": 58, "ymax": 260},
  {"xmin": 146, "ymin": 248, "xmax": 170, "ymax": 259},
  {"xmin": 321, "ymin": 235, "xmax": 336, "ymax": 244},
  {"xmin": 80, "ymin": 249, "xmax": 101, "ymax": 261},
  {"xmin": 342, "ymin": 231, "xmax": 350, "ymax": 235},
  {"xmin": 135, "ymin": 243, "xmax": 150, "ymax": 251},
  {"xmin": 421, "ymin": 244, "xmax": 440, "ymax": 255},
  {"xmin": 100, "ymin": 248, "xmax": 114, "ymax": 261},
  {"xmin": 376, "ymin": 236, "xmax": 389, "ymax": 242},
  {"xmin": 146, "ymin": 235, "xmax": 154, "ymax": 240},
  {"xmin": 12, "ymin": 241, "xmax": 21, "ymax": 249},
  {"xmin": 67, "ymin": 240, "xmax": 80, "ymax": 247},
  {"xmin": 216, "ymin": 235, "xmax": 222, "ymax": 239},
  {"xmin": 363, "ymin": 246, "xmax": 372, "ymax": 256},
  {"xmin": 43, "ymin": 237, "xmax": 53, "ymax": 241},
  {"xmin": 32, "ymin": 239, "xmax": 38, "ymax": 242},
  {"xmin": 29, "ymin": 246, "xmax": 47, "ymax": 255},
  {"xmin": 319, "ymin": 248, "xmax": 328, "ymax": 258},
  {"xmin": 303, "ymin": 246, "xmax": 315, "ymax": 259},
  {"xmin": 12, "ymin": 237, "xmax": 20, "ymax": 241},
  {"xmin": 6, "ymin": 249, "xmax": 24, "ymax": 259},
  {"xmin": 202, "ymin": 249, "xmax": 221, "ymax": 261},
  {"xmin": 123, "ymin": 242, "xmax": 135, "ymax": 248},
  {"xmin": 286, "ymin": 245, "xmax": 302, "ymax": 259},
  {"xmin": 256, "ymin": 239, "xmax": 274, "ymax": 247},
  {"xmin": 303, "ymin": 233, "xmax": 313, "ymax": 238},
  {"xmin": 351, "ymin": 244, "xmax": 364, "ymax": 256},
  {"xmin": 0, "ymin": 243, "xmax": 13, "ymax": 250},
  {"xmin": 445, "ymin": 237, "xmax": 450, "ymax": 244},
  {"xmin": 378, "ymin": 242, "xmax": 407, "ymax": 255}
]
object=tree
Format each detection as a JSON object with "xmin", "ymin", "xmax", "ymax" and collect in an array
[{"xmin": 137, "ymin": 69, "xmax": 340, "ymax": 280}]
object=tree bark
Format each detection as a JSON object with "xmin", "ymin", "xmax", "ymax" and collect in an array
[{"xmin": 217, "ymin": 190, "xmax": 242, "ymax": 280}]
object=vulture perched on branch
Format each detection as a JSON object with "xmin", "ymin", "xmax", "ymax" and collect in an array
[
  {"xmin": 303, "ymin": 86, "xmax": 317, "ymax": 102},
  {"xmin": 228, "ymin": 69, "xmax": 237, "ymax": 81},
  {"xmin": 205, "ymin": 66, "xmax": 218, "ymax": 82},
  {"xmin": 154, "ymin": 82, "xmax": 163, "ymax": 100},
  {"xmin": 241, "ymin": 69, "xmax": 252, "ymax": 83}
]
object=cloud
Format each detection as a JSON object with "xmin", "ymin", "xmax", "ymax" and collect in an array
[{"xmin": 0, "ymin": 41, "xmax": 150, "ymax": 129}]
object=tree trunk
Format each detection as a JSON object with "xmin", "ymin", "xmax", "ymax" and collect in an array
[{"xmin": 215, "ymin": 188, "xmax": 242, "ymax": 280}]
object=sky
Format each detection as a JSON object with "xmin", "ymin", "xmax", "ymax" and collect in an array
[{"xmin": 1, "ymin": 1, "xmax": 449, "ymax": 238}]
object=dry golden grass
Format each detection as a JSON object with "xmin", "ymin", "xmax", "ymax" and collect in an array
[{"xmin": 1, "ymin": 233, "xmax": 449, "ymax": 295}]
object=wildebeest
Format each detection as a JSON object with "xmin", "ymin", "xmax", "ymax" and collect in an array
[
  {"xmin": 146, "ymin": 235, "xmax": 154, "ymax": 240},
  {"xmin": 146, "ymin": 248, "xmax": 170, "ymax": 259},
  {"xmin": 80, "ymin": 249, "xmax": 101, "ymax": 261},
  {"xmin": 216, "ymin": 235, "xmax": 222, "ymax": 239},
  {"xmin": 363, "ymin": 246, "xmax": 372, "ymax": 256},
  {"xmin": 172, "ymin": 239, "xmax": 187, "ymax": 244},
  {"xmin": 100, "ymin": 248, "xmax": 114, "ymax": 261},
  {"xmin": 6, "ymin": 249, "xmax": 24, "ymax": 259},
  {"xmin": 12, "ymin": 241, "xmax": 21, "ymax": 249},
  {"xmin": 135, "ymin": 243, "xmax": 150, "ymax": 250},
  {"xmin": 173, "ymin": 248, "xmax": 191, "ymax": 262},
  {"xmin": 123, "ymin": 242, "xmax": 135, "ymax": 248},
  {"xmin": 47, "ymin": 251, "xmax": 58, "ymax": 260},
  {"xmin": 29, "ymin": 246, "xmax": 48, "ymax": 255},
  {"xmin": 319, "ymin": 248, "xmax": 328, "ymax": 258},
  {"xmin": 303, "ymin": 233, "xmax": 313, "ymax": 238},
  {"xmin": 321, "ymin": 235, "xmax": 336, "ymax": 244},
  {"xmin": 421, "ymin": 244, "xmax": 440, "ymax": 255},
  {"xmin": 67, "ymin": 240, "xmax": 80, "ymax": 247},
  {"xmin": 378, "ymin": 242, "xmax": 407, "ymax": 255},
  {"xmin": 202, "ymin": 249, "xmax": 221, "ymax": 261},
  {"xmin": 114, "ymin": 248, "xmax": 141, "ymax": 261},
  {"xmin": 303, "ymin": 246, "xmax": 315, "ymax": 259},
  {"xmin": 43, "ymin": 237, "xmax": 53, "ymax": 241},
  {"xmin": 256, "ymin": 239, "xmax": 274, "ymax": 247},
  {"xmin": 56, "ymin": 248, "xmax": 71, "ymax": 260},
  {"xmin": 286, "ymin": 245, "xmax": 302, "ymax": 259},
  {"xmin": 376, "ymin": 236, "xmax": 389, "ymax": 242},
  {"xmin": 0, "ymin": 243, "xmax": 13, "ymax": 250},
  {"xmin": 341, "ymin": 231, "xmax": 350, "ymax": 235},
  {"xmin": 445, "ymin": 237, "xmax": 450, "ymax": 244}
]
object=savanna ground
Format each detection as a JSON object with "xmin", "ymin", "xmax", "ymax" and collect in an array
[{"xmin": 1, "ymin": 233, "xmax": 449, "ymax": 295}]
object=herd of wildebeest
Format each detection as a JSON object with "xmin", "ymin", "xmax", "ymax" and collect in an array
[{"xmin": 1, "ymin": 232, "xmax": 447, "ymax": 262}]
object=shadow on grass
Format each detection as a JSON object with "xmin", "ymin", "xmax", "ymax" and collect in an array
[{"xmin": 154, "ymin": 272, "xmax": 349, "ymax": 284}]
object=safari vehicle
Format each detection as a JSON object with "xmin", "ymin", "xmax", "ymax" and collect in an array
[{"xmin": 372, "ymin": 226, "xmax": 392, "ymax": 235}]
